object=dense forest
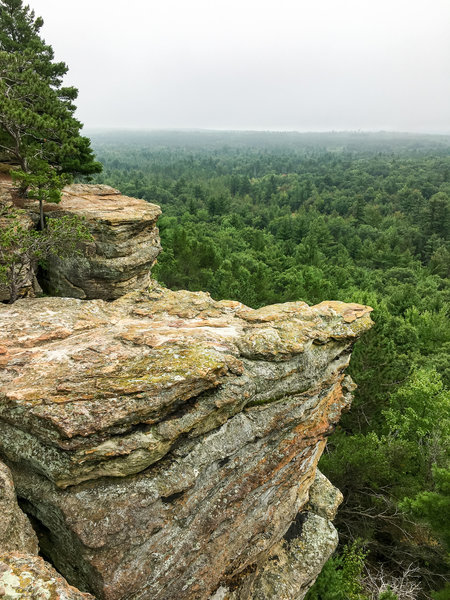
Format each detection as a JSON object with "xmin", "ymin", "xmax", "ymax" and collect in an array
[{"xmin": 90, "ymin": 131, "xmax": 449, "ymax": 600}]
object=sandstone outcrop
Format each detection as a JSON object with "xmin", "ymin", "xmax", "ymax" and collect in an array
[
  {"xmin": 33, "ymin": 183, "xmax": 162, "ymax": 300},
  {"xmin": 0, "ymin": 176, "xmax": 162, "ymax": 301},
  {"xmin": 0, "ymin": 284, "xmax": 373, "ymax": 600}
]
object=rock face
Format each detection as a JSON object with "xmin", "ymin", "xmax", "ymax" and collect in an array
[
  {"xmin": 212, "ymin": 471, "xmax": 343, "ymax": 600},
  {"xmin": 0, "ymin": 553, "xmax": 94, "ymax": 599},
  {"xmin": 0, "ymin": 461, "xmax": 38, "ymax": 555},
  {"xmin": 37, "ymin": 184, "xmax": 162, "ymax": 300},
  {"xmin": 0, "ymin": 284, "xmax": 373, "ymax": 600},
  {"xmin": 1, "ymin": 178, "xmax": 161, "ymax": 302}
]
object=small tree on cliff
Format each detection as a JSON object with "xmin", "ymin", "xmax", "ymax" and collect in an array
[
  {"xmin": 0, "ymin": 0, "xmax": 102, "ymax": 228},
  {"xmin": 0, "ymin": 208, "xmax": 92, "ymax": 303}
]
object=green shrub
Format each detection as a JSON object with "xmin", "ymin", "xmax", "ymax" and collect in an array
[{"xmin": 305, "ymin": 542, "xmax": 369, "ymax": 600}]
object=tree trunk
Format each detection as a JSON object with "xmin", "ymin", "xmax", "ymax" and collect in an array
[{"xmin": 39, "ymin": 198, "xmax": 44, "ymax": 231}]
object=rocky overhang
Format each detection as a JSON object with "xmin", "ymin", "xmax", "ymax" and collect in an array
[{"xmin": 0, "ymin": 285, "xmax": 372, "ymax": 599}]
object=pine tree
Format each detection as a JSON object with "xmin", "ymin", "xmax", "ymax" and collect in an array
[{"xmin": 0, "ymin": 0, "xmax": 101, "ymax": 228}]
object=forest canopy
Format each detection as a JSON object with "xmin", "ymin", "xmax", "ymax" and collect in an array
[{"xmin": 91, "ymin": 130, "xmax": 450, "ymax": 600}]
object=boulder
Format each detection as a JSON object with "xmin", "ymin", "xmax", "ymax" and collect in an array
[
  {"xmin": 210, "ymin": 471, "xmax": 343, "ymax": 599},
  {"xmin": 0, "ymin": 553, "xmax": 94, "ymax": 599},
  {"xmin": 0, "ymin": 286, "xmax": 373, "ymax": 599},
  {"xmin": 37, "ymin": 183, "xmax": 162, "ymax": 300}
]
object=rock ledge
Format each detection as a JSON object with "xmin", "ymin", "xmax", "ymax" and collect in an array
[{"xmin": 0, "ymin": 285, "xmax": 373, "ymax": 600}]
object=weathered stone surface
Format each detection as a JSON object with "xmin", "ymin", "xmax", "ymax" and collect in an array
[
  {"xmin": 34, "ymin": 183, "xmax": 162, "ymax": 300},
  {"xmin": 0, "ymin": 286, "xmax": 372, "ymax": 599},
  {"xmin": 0, "ymin": 178, "xmax": 161, "ymax": 301},
  {"xmin": 244, "ymin": 514, "xmax": 339, "ymax": 600},
  {"xmin": 308, "ymin": 468, "xmax": 343, "ymax": 521},
  {"xmin": 211, "ymin": 471, "xmax": 342, "ymax": 600},
  {"xmin": 0, "ymin": 287, "xmax": 372, "ymax": 488},
  {"xmin": 0, "ymin": 552, "xmax": 94, "ymax": 599},
  {"xmin": 0, "ymin": 461, "xmax": 38, "ymax": 555},
  {"xmin": 0, "ymin": 455, "xmax": 90, "ymax": 600}
]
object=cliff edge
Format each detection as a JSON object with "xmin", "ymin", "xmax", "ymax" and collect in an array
[{"xmin": 0, "ymin": 182, "xmax": 373, "ymax": 599}]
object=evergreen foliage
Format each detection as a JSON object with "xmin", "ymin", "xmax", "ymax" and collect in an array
[
  {"xmin": 91, "ymin": 131, "xmax": 450, "ymax": 598},
  {"xmin": 0, "ymin": 0, "xmax": 101, "ymax": 227}
]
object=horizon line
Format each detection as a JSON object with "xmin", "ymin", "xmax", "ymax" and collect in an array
[{"xmin": 83, "ymin": 127, "xmax": 450, "ymax": 137}]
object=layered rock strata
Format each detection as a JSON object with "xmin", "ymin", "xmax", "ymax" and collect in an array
[
  {"xmin": 35, "ymin": 183, "xmax": 162, "ymax": 300},
  {"xmin": 0, "ymin": 177, "xmax": 162, "ymax": 302},
  {"xmin": 0, "ymin": 458, "xmax": 94, "ymax": 599},
  {"xmin": 0, "ymin": 285, "xmax": 373, "ymax": 599}
]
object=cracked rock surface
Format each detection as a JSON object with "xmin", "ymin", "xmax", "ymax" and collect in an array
[{"xmin": 0, "ymin": 284, "xmax": 373, "ymax": 600}]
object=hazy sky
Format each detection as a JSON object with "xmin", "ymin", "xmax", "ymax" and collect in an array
[{"xmin": 30, "ymin": 0, "xmax": 450, "ymax": 132}]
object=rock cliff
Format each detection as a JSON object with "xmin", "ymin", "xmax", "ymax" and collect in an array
[
  {"xmin": 0, "ymin": 279, "xmax": 373, "ymax": 599},
  {"xmin": 30, "ymin": 183, "xmax": 162, "ymax": 300}
]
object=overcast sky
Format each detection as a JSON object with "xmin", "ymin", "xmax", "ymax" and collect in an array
[{"xmin": 30, "ymin": 0, "xmax": 450, "ymax": 133}]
